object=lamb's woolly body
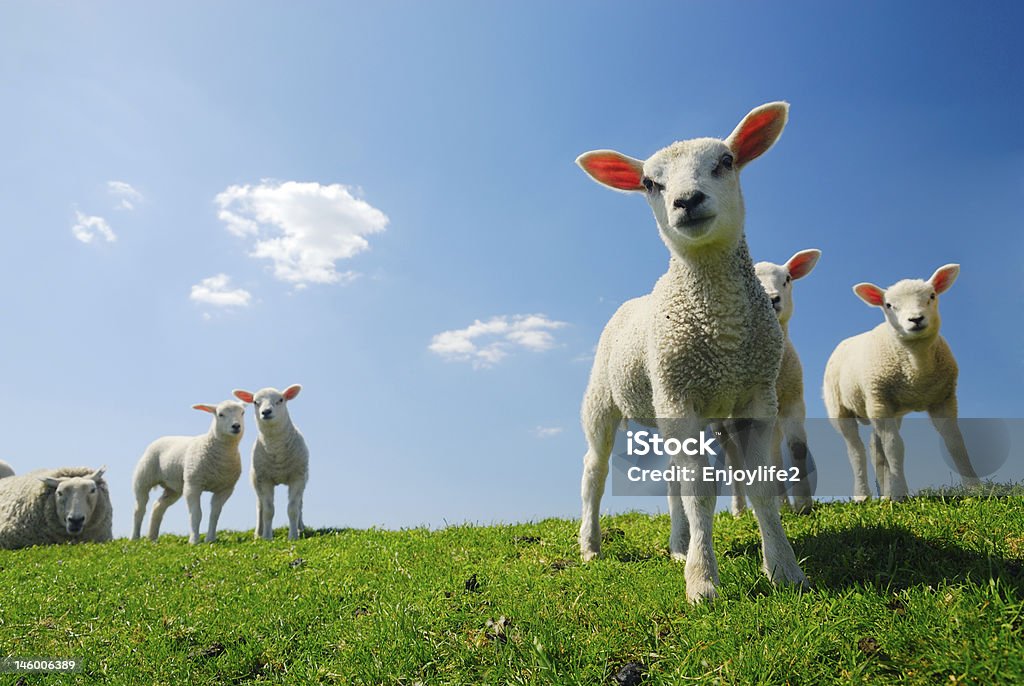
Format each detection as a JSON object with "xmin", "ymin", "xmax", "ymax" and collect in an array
[
  {"xmin": 132, "ymin": 401, "xmax": 244, "ymax": 544},
  {"xmin": 823, "ymin": 267, "xmax": 977, "ymax": 500},
  {"xmin": 0, "ymin": 467, "xmax": 112, "ymax": 550},
  {"xmin": 0, "ymin": 460, "xmax": 13, "ymax": 479},
  {"xmin": 590, "ymin": 246, "xmax": 781, "ymax": 423},
  {"xmin": 576, "ymin": 102, "xmax": 806, "ymax": 602}
]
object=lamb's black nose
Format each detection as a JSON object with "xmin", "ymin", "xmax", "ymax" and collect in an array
[
  {"xmin": 673, "ymin": 191, "xmax": 707, "ymax": 211},
  {"xmin": 232, "ymin": 423, "xmax": 241, "ymax": 431},
  {"xmin": 771, "ymin": 295, "xmax": 781, "ymax": 305},
  {"xmin": 67, "ymin": 516, "xmax": 85, "ymax": 529},
  {"xmin": 261, "ymin": 410, "xmax": 272, "ymax": 418},
  {"xmin": 909, "ymin": 316, "xmax": 925, "ymax": 324}
]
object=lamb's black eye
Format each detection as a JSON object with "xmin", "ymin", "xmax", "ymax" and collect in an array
[
  {"xmin": 785, "ymin": 276, "xmax": 791, "ymax": 285},
  {"xmin": 720, "ymin": 153, "xmax": 734, "ymax": 170},
  {"xmin": 930, "ymin": 293, "xmax": 936, "ymax": 300},
  {"xmin": 641, "ymin": 177, "xmax": 657, "ymax": 193}
]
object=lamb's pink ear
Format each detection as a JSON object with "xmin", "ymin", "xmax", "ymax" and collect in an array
[
  {"xmin": 576, "ymin": 150, "xmax": 645, "ymax": 192},
  {"xmin": 786, "ymin": 249, "xmax": 821, "ymax": 280},
  {"xmin": 283, "ymin": 384, "xmax": 302, "ymax": 401},
  {"xmin": 233, "ymin": 389, "xmax": 255, "ymax": 403},
  {"xmin": 929, "ymin": 264, "xmax": 959, "ymax": 294},
  {"xmin": 725, "ymin": 101, "xmax": 789, "ymax": 168},
  {"xmin": 853, "ymin": 283, "xmax": 886, "ymax": 307},
  {"xmin": 192, "ymin": 404, "xmax": 216, "ymax": 414}
]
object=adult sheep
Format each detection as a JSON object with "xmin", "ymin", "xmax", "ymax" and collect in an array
[{"xmin": 0, "ymin": 466, "xmax": 112, "ymax": 550}]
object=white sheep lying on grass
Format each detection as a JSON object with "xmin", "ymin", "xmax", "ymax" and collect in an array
[
  {"xmin": 132, "ymin": 400, "xmax": 245, "ymax": 544},
  {"xmin": 233, "ymin": 385, "xmax": 308, "ymax": 541},
  {"xmin": 824, "ymin": 264, "xmax": 980, "ymax": 501},
  {"xmin": 724, "ymin": 249, "xmax": 820, "ymax": 515},
  {"xmin": 0, "ymin": 460, "xmax": 13, "ymax": 479},
  {"xmin": 575, "ymin": 102, "xmax": 807, "ymax": 602},
  {"xmin": 0, "ymin": 466, "xmax": 112, "ymax": 549}
]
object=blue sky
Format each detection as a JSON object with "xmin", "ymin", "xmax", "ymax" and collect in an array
[{"xmin": 1, "ymin": 2, "xmax": 1021, "ymax": 538}]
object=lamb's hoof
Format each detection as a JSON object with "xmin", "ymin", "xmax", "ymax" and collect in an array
[
  {"xmin": 766, "ymin": 561, "xmax": 809, "ymax": 590},
  {"xmin": 670, "ymin": 551, "xmax": 687, "ymax": 563},
  {"xmin": 853, "ymin": 494, "xmax": 870, "ymax": 503},
  {"xmin": 686, "ymin": 579, "xmax": 719, "ymax": 604},
  {"xmin": 580, "ymin": 548, "xmax": 601, "ymax": 563},
  {"xmin": 791, "ymin": 498, "xmax": 814, "ymax": 515},
  {"xmin": 962, "ymin": 477, "xmax": 982, "ymax": 489}
]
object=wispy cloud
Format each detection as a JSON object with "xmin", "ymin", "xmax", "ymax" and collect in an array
[
  {"xmin": 189, "ymin": 274, "xmax": 252, "ymax": 308},
  {"xmin": 71, "ymin": 211, "xmax": 116, "ymax": 243},
  {"xmin": 533, "ymin": 426, "xmax": 564, "ymax": 438},
  {"xmin": 107, "ymin": 181, "xmax": 143, "ymax": 210},
  {"xmin": 429, "ymin": 314, "xmax": 568, "ymax": 368},
  {"xmin": 215, "ymin": 180, "xmax": 388, "ymax": 286}
]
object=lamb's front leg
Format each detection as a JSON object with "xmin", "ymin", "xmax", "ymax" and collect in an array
[
  {"xmin": 658, "ymin": 414, "xmax": 716, "ymax": 603},
  {"xmin": 872, "ymin": 417, "xmax": 907, "ymax": 500},
  {"xmin": 740, "ymin": 387, "xmax": 807, "ymax": 589},
  {"xmin": 207, "ymin": 486, "xmax": 234, "ymax": 544},
  {"xmin": 184, "ymin": 487, "xmax": 203, "ymax": 545},
  {"xmin": 929, "ymin": 397, "xmax": 980, "ymax": 488}
]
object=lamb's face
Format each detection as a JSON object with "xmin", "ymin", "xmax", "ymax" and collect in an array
[
  {"xmin": 214, "ymin": 401, "xmax": 246, "ymax": 437},
  {"xmin": 754, "ymin": 262, "xmax": 793, "ymax": 324},
  {"xmin": 878, "ymin": 280, "xmax": 941, "ymax": 340},
  {"xmin": 47, "ymin": 474, "xmax": 103, "ymax": 535},
  {"xmin": 642, "ymin": 138, "xmax": 744, "ymax": 254},
  {"xmin": 253, "ymin": 388, "xmax": 290, "ymax": 425}
]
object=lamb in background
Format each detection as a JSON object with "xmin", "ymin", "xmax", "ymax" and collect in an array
[
  {"xmin": 0, "ymin": 466, "xmax": 112, "ymax": 549},
  {"xmin": 824, "ymin": 264, "xmax": 980, "ymax": 500},
  {"xmin": 233, "ymin": 385, "xmax": 308, "ymax": 541},
  {"xmin": 0, "ymin": 460, "xmax": 13, "ymax": 479},
  {"xmin": 724, "ymin": 249, "xmax": 820, "ymax": 515},
  {"xmin": 575, "ymin": 102, "xmax": 807, "ymax": 602},
  {"xmin": 132, "ymin": 400, "xmax": 245, "ymax": 544}
]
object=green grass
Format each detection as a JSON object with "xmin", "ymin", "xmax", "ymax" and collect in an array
[{"xmin": 2, "ymin": 492, "xmax": 1023, "ymax": 685}]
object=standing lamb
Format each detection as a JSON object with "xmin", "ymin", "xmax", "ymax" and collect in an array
[
  {"xmin": 0, "ymin": 466, "xmax": 112, "ymax": 549},
  {"xmin": 233, "ymin": 385, "xmax": 308, "ymax": 541},
  {"xmin": 0, "ymin": 460, "xmax": 14, "ymax": 479},
  {"xmin": 132, "ymin": 400, "xmax": 245, "ymax": 544},
  {"xmin": 575, "ymin": 102, "xmax": 807, "ymax": 602},
  {"xmin": 823, "ymin": 264, "xmax": 980, "ymax": 501},
  {"xmin": 724, "ymin": 249, "xmax": 821, "ymax": 515}
]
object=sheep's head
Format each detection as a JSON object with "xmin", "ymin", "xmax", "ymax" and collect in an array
[
  {"xmin": 854, "ymin": 264, "xmax": 959, "ymax": 341},
  {"xmin": 40, "ymin": 466, "xmax": 107, "ymax": 536},
  {"xmin": 576, "ymin": 102, "xmax": 788, "ymax": 258},
  {"xmin": 193, "ymin": 400, "xmax": 246, "ymax": 438},
  {"xmin": 233, "ymin": 385, "xmax": 301, "ymax": 426},
  {"xmin": 754, "ymin": 249, "xmax": 821, "ymax": 326}
]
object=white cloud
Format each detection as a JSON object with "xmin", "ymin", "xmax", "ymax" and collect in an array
[
  {"xmin": 189, "ymin": 274, "xmax": 252, "ymax": 308},
  {"xmin": 429, "ymin": 314, "xmax": 568, "ymax": 368},
  {"xmin": 107, "ymin": 181, "xmax": 143, "ymax": 210},
  {"xmin": 71, "ymin": 211, "xmax": 116, "ymax": 243},
  {"xmin": 215, "ymin": 180, "xmax": 388, "ymax": 286},
  {"xmin": 533, "ymin": 426, "xmax": 564, "ymax": 438}
]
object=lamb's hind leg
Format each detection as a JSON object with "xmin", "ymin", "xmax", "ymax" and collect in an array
[
  {"xmin": 132, "ymin": 487, "xmax": 149, "ymax": 540},
  {"xmin": 579, "ymin": 401, "xmax": 621, "ymax": 562},
  {"xmin": 206, "ymin": 486, "xmax": 234, "ymax": 544},
  {"xmin": 741, "ymin": 387, "xmax": 807, "ymax": 590},
  {"xmin": 717, "ymin": 421, "xmax": 747, "ymax": 517},
  {"xmin": 148, "ymin": 487, "xmax": 180, "ymax": 542},
  {"xmin": 783, "ymin": 411, "xmax": 814, "ymax": 514},
  {"xmin": 287, "ymin": 478, "xmax": 306, "ymax": 541}
]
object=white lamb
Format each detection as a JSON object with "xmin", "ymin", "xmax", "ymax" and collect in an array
[
  {"xmin": 0, "ymin": 460, "xmax": 13, "ymax": 479},
  {"xmin": 576, "ymin": 102, "xmax": 807, "ymax": 602},
  {"xmin": 0, "ymin": 466, "xmax": 112, "ymax": 549},
  {"xmin": 823, "ymin": 264, "xmax": 980, "ymax": 500},
  {"xmin": 724, "ymin": 249, "xmax": 820, "ymax": 516},
  {"xmin": 233, "ymin": 385, "xmax": 308, "ymax": 541},
  {"xmin": 132, "ymin": 400, "xmax": 245, "ymax": 544}
]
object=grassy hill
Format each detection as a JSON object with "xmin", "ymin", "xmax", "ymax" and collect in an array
[{"xmin": 1, "ymin": 492, "xmax": 1023, "ymax": 685}]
